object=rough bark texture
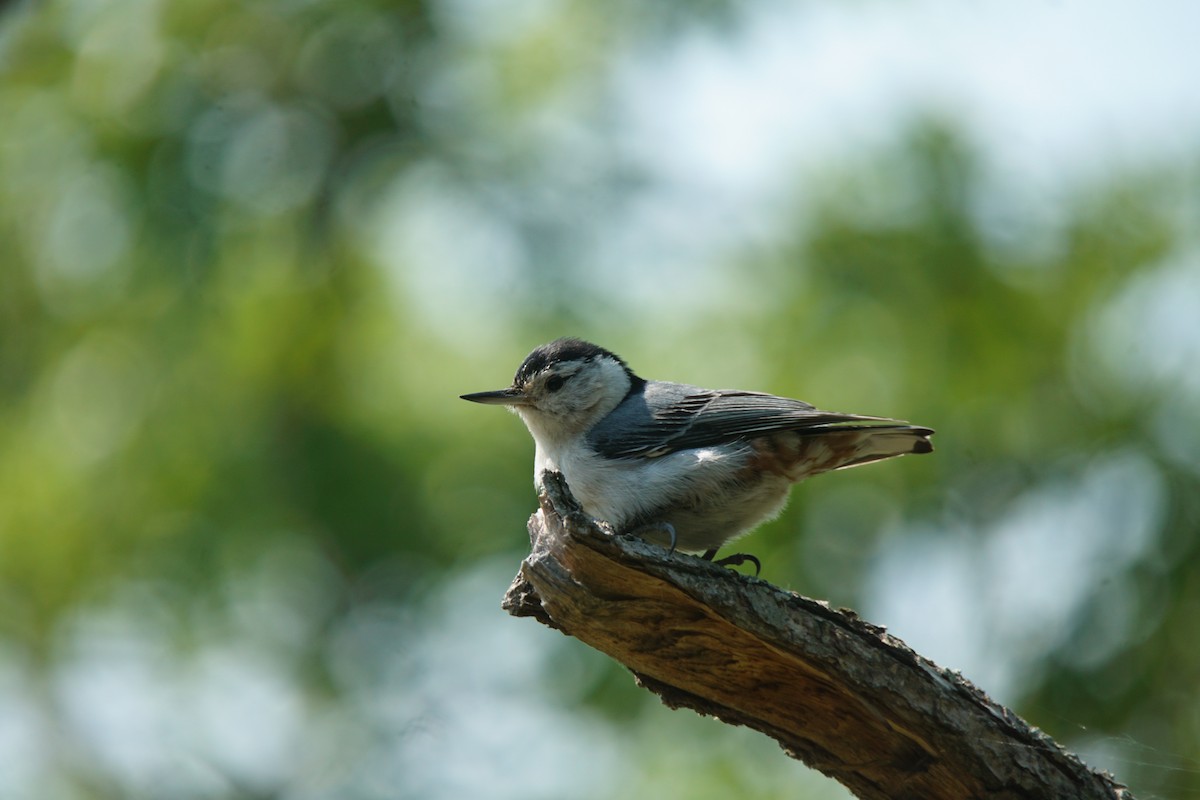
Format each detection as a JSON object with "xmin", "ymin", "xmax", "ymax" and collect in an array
[{"xmin": 502, "ymin": 471, "xmax": 1135, "ymax": 800}]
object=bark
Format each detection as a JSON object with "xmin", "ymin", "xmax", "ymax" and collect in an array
[{"xmin": 502, "ymin": 471, "xmax": 1135, "ymax": 800}]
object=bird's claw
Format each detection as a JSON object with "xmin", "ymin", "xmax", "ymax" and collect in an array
[
  {"xmin": 627, "ymin": 521, "xmax": 678, "ymax": 556},
  {"xmin": 702, "ymin": 549, "xmax": 761, "ymax": 577},
  {"xmin": 664, "ymin": 523, "xmax": 677, "ymax": 555}
]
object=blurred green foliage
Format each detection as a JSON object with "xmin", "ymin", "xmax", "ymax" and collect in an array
[{"xmin": 1, "ymin": 0, "xmax": 1199, "ymax": 798}]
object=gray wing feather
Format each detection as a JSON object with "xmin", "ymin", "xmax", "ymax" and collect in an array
[{"xmin": 587, "ymin": 381, "xmax": 908, "ymax": 459}]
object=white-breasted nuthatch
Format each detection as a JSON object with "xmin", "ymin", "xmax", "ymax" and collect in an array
[{"xmin": 462, "ymin": 338, "xmax": 933, "ymax": 566}]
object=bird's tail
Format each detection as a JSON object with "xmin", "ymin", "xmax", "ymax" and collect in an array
[{"xmin": 777, "ymin": 423, "xmax": 934, "ymax": 479}]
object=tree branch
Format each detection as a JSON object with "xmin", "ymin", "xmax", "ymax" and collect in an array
[{"xmin": 502, "ymin": 471, "xmax": 1135, "ymax": 800}]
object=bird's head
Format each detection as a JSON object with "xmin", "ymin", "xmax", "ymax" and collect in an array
[{"xmin": 461, "ymin": 338, "xmax": 642, "ymax": 446}]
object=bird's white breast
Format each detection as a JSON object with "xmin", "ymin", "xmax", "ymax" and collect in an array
[{"xmin": 534, "ymin": 438, "xmax": 790, "ymax": 551}]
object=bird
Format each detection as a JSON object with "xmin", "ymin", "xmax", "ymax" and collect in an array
[{"xmin": 461, "ymin": 337, "xmax": 933, "ymax": 569}]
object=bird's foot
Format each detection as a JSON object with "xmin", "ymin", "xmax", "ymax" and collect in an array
[
  {"xmin": 627, "ymin": 521, "xmax": 678, "ymax": 555},
  {"xmin": 701, "ymin": 548, "xmax": 761, "ymax": 577}
]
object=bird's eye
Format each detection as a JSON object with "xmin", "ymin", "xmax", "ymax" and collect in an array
[{"xmin": 546, "ymin": 375, "xmax": 566, "ymax": 392}]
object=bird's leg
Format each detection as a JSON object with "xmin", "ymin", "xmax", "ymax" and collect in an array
[{"xmin": 701, "ymin": 549, "xmax": 761, "ymax": 577}]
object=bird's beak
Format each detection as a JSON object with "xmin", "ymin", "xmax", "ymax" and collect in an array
[{"xmin": 460, "ymin": 387, "xmax": 530, "ymax": 406}]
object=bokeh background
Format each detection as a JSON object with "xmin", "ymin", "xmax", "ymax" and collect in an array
[{"xmin": 3, "ymin": 0, "xmax": 1200, "ymax": 797}]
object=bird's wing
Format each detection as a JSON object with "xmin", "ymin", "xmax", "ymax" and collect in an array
[{"xmin": 587, "ymin": 383, "xmax": 911, "ymax": 459}]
